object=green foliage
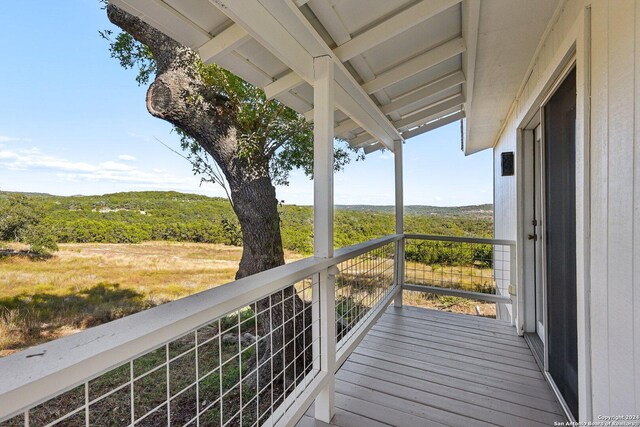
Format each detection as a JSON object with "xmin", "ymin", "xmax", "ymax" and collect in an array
[
  {"xmin": 0, "ymin": 191, "xmax": 492, "ymax": 255},
  {"xmin": 21, "ymin": 224, "xmax": 59, "ymax": 255},
  {"xmin": 404, "ymin": 240, "xmax": 493, "ymax": 268},
  {"xmin": 0, "ymin": 195, "xmax": 41, "ymax": 241},
  {"xmin": 220, "ymin": 218, "xmax": 242, "ymax": 246},
  {"xmin": 99, "ymin": 29, "xmax": 155, "ymax": 86},
  {"xmin": 0, "ymin": 195, "xmax": 58, "ymax": 254},
  {"xmin": 102, "ymin": 28, "xmax": 360, "ymax": 189}
]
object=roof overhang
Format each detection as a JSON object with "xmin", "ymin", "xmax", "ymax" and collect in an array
[{"xmin": 109, "ymin": 0, "xmax": 559, "ymax": 155}]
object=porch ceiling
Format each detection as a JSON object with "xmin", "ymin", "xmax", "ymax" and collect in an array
[{"xmin": 109, "ymin": 0, "xmax": 559, "ymax": 155}]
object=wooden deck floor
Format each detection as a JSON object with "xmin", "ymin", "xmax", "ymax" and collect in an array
[{"xmin": 298, "ymin": 306, "xmax": 565, "ymax": 427}]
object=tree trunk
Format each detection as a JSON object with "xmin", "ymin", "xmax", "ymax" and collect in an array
[
  {"xmin": 107, "ymin": 5, "xmax": 310, "ymax": 392},
  {"xmin": 230, "ymin": 175, "xmax": 308, "ymax": 390}
]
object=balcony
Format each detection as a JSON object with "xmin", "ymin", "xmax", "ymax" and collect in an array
[
  {"xmin": 0, "ymin": 235, "xmax": 565, "ymax": 426},
  {"xmin": 299, "ymin": 306, "xmax": 563, "ymax": 427}
]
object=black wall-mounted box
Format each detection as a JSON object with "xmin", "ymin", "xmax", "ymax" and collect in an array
[{"xmin": 501, "ymin": 152, "xmax": 514, "ymax": 176}]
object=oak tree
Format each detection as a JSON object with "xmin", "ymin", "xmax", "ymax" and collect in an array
[{"xmin": 104, "ymin": 4, "xmax": 359, "ymax": 388}]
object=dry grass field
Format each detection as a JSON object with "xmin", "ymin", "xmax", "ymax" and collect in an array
[
  {"xmin": 0, "ymin": 242, "xmax": 302, "ymax": 356},
  {"xmin": 0, "ymin": 242, "xmax": 496, "ymax": 358}
]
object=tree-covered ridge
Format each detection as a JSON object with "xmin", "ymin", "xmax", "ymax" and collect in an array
[{"xmin": 0, "ymin": 191, "xmax": 492, "ymax": 255}]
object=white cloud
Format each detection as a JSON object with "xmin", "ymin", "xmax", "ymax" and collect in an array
[
  {"xmin": 0, "ymin": 135, "xmax": 31, "ymax": 143},
  {"xmin": 118, "ymin": 154, "xmax": 136, "ymax": 161},
  {"xmin": 0, "ymin": 147, "xmax": 192, "ymax": 187},
  {"xmin": 99, "ymin": 161, "xmax": 135, "ymax": 171},
  {"xmin": 0, "ymin": 149, "xmax": 97, "ymax": 172}
]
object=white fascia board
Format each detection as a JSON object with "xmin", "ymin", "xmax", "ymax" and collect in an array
[
  {"xmin": 334, "ymin": 0, "xmax": 461, "ymax": 62},
  {"xmin": 461, "ymin": 0, "xmax": 480, "ymax": 109},
  {"xmin": 381, "ymin": 70, "xmax": 465, "ymax": 115},
  {"xmin": 362, "ymin": 37, "xmax": 466, "ymax": 95},
  {"xmin": 461, "ymin": 0, "xmax": 480, "ymax": 153}
]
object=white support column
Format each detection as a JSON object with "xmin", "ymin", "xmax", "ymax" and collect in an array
[
  {"xmin": 394, "ymin": 139, "xmax": 404, "ymax": 307},
  {"xmin": 312, "ymin": 55, "xmax": 336, "ymax": 423}
]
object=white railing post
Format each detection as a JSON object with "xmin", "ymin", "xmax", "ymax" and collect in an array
[
  {"xmin": 509, "ymin": 244, "xmax": 518, "ymax": 329},
  {"xmin": 394, "ymin": 139, "xmax": 404, "ymax": 307},
  {"xmin": 312, "ymin": 54, "xmax": 336, "ymax": 423}
]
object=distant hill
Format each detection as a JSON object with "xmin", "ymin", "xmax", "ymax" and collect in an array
[
  {"xmin": 336, "ymin": 204, "xmax": 493, "ymax": 219},
  {"xmin": 0, "ymin": 191, "xmax": 493, "ymax": 254}
]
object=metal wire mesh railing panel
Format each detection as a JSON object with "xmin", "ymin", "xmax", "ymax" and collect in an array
[
  {"xmin": 0, "ymin": 277, "xmax": 319, "ymax": 427},
  {"xmin": 334, "ymin": 242, "xmax": 395, "ymax": 347},
  {"xmin": 404, "ymin": 238, "xmax": 513, "ymax": 296}
]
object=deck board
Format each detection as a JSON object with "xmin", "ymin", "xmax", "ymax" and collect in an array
[{"xmin": 297, "ymin": 306, "xmax": 565, "ymax": 427}]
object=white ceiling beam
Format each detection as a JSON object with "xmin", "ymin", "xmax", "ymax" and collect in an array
[
  {"xmin": 303, "ymin": 108, "xmax": 315, "ymax": 122},
  {"xmin": 396, "ymin": 104, "xmax": 460, "ymax": 133},
  {"xmin": 381, "ymin": 70, "xmax": 465, "ymax": 115},
  {"xmin": 332, "ymin": 80, "xmax": 397, "ymax": 147},
  {"xmin": 364, "ymin": 142, "xmax": 385, "ymax": 154},
  {"xmin": 264, "ymin": 71, "xmax": 307, "ymax": 99},
  {"xmin": 262, "ymin": 0, "xmax": 461, "ymax": 101},
  {"xmin": 308, "ymin": 0, "xmax": 397, "ymax": 118},
  {"xmin": 401, "ymin": 110, "xmax": 465, "ymax": 140},
  {"xmin": 113, "ymin": 0, "xmax": 212, "ymax": 47},
  {"xmin": 246, "ymin": 0, "xmax": 401, "ymax": 148},
  {"xmin": 199, "ymin": 24, "xmax": 251, "ymax": 63},
  {"xmin": 334, "ymin": 0, "xmax": 461, "ymax": 62},
  {"xmin": 148, "ymin": 0, "xmax": 212, "ymax": 41},
  {"xmin": 251, "ymin": 73, "xmax": 292, "ymax": 100},
  {"xmin": 307, "ymin": 0, "xmax": 351, "ymax": 45},
  {"xmin": 362, "ymin": 37, "xmax": 466, "ymax": 94},
  {"xmin": 350, "ymin": 133, "xmax": 376, "ymax": 148},
  {"xmin": 197, "ymin": 0, "xmax": 310, "ymax": 63},
  {"xmin": 267, "ymin": 0, "xmax": 352, "ymax": 103},
  {"xmin": 304, "ymin": 68, "xmax": 464, "ymax": 128},
  {"xmin": 393, "ymin": 93, "xmax": 464, "ymax": 130},
  {"xmin": 264, "ymin": 35, "xmax": 465, "ymax": 103},
  {"xmin": 334, "ymin": 118, "xmax": 358, "ymax": 136}
]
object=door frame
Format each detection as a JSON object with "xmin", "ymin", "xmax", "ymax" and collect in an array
[
  {"xmin": 519, "ymin": 58, "xmax": 579, "ymax": 422},
  {"xmin": 521, "ymin": 123, "xmax": 546, "ymax": 343},
  {"xmin": 514, "ymin": 7, "xmax": 592, "ymax": 420}
]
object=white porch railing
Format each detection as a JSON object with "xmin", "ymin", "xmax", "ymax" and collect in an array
[
  {"xmin": 0, "ymin": 235, "xmax": 401, "ymax": 427},
  {"xmin": 0, "ymin": 233, "xmax": 517, "ymax": 426},
  {"xmin": 403, "ymin": 234, "xmax": 517, "ymax": 320}
]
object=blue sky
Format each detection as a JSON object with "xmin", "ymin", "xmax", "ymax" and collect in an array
[{"xmin": 0, "ymin": 1, "xmax": 493, "ymax": 206}]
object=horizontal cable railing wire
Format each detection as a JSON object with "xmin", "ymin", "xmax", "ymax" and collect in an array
[
  {"xmin": 1, "ymin": 277, "xmax": 320, "ymax": 427},
  {"xmin": 0, "ymin": 234, "xmax": 402, "ymax": 427},
  {"xmin": 403, "ymin": 235, "xmax": 516, "ymax": 304}
]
